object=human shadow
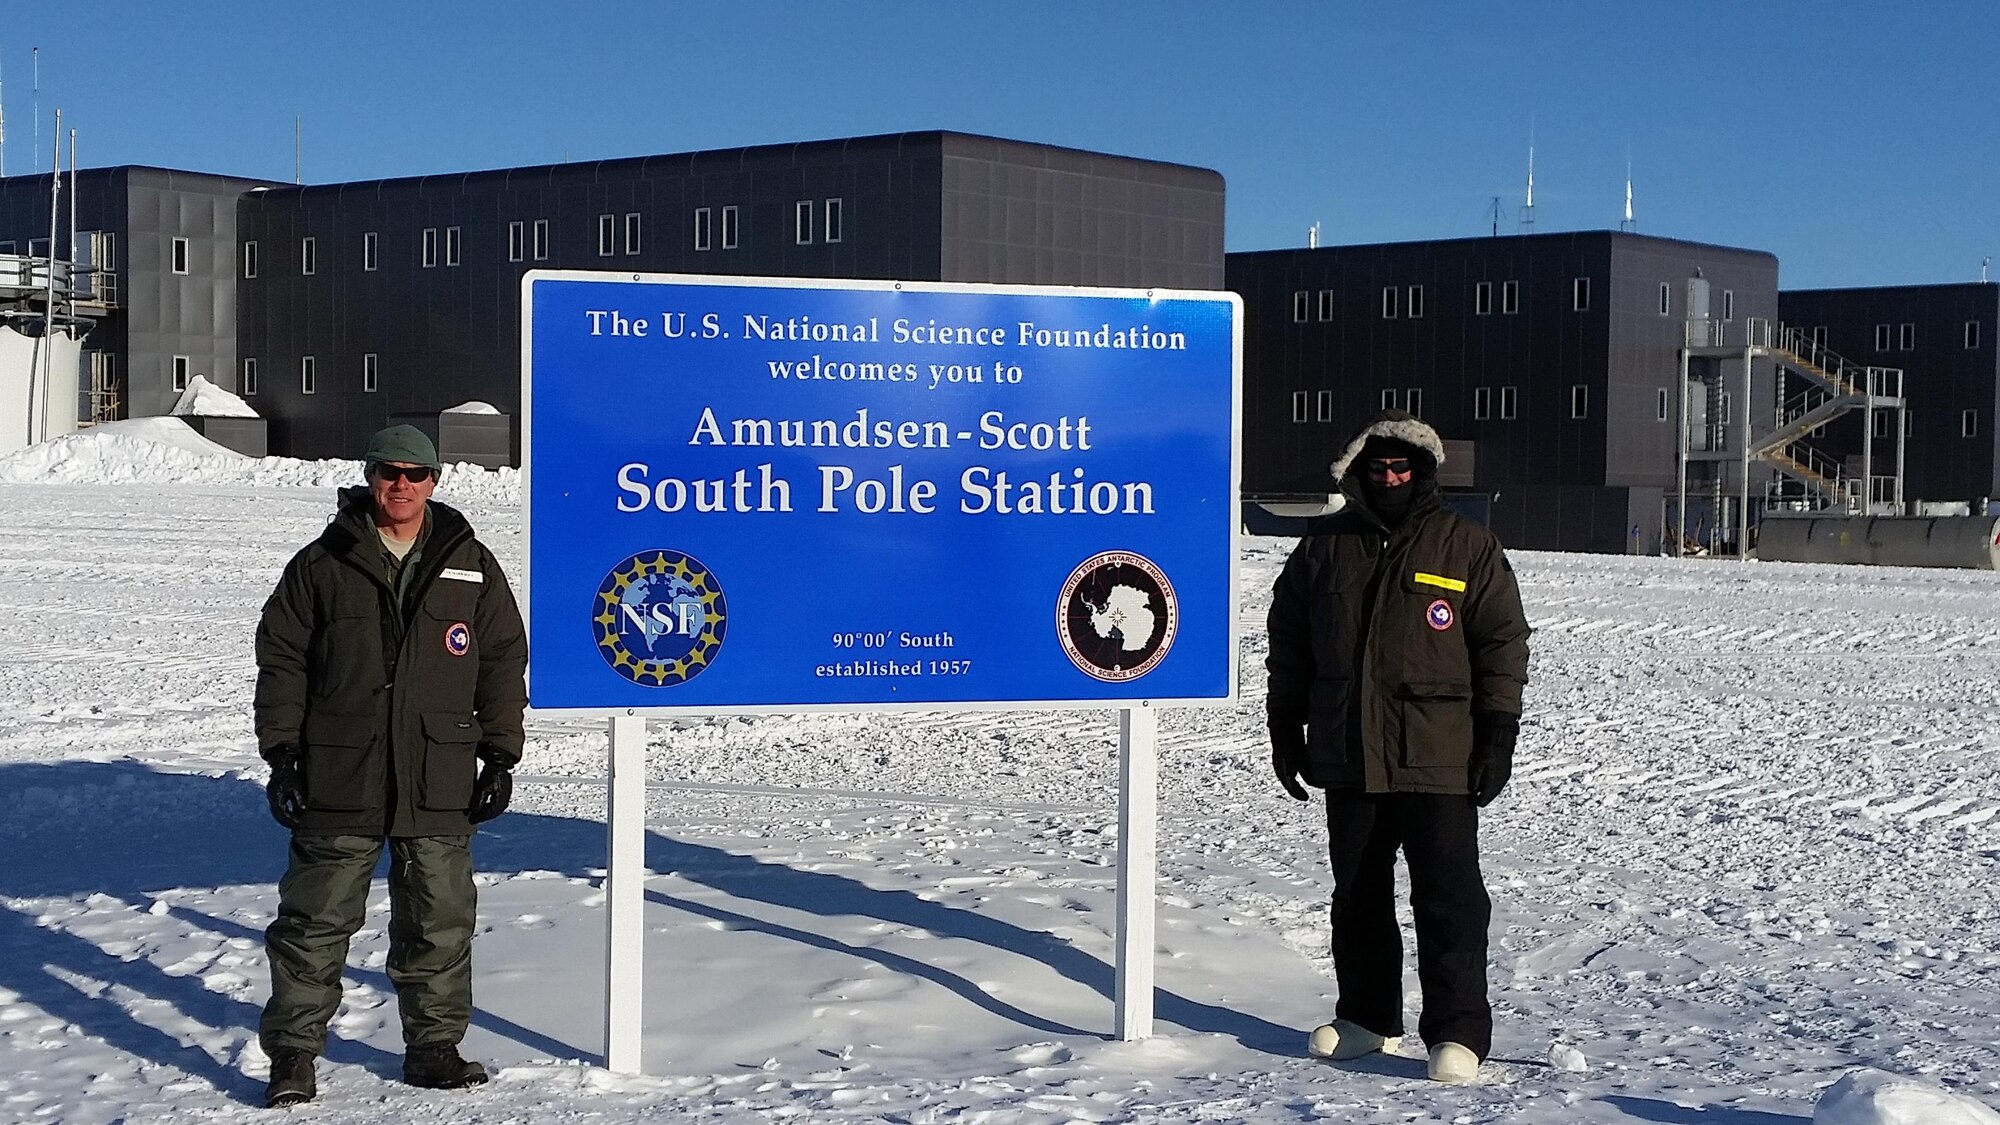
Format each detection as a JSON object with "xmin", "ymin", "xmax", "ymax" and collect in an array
[
  {"xmin": 0, "ymin": 760, "xmax": 563, "ymax": 1106},
  {"xmin": 1595, "ymin": 1095, "xmax": 1808, "ymax": 1123},
  {"xmin": 2, "ymin": 756, "xmax": 1304, "ymax": 1114},
  {"xmin": 477, "ymin": 809, "xmax": 1308, "ymax": 1054}
]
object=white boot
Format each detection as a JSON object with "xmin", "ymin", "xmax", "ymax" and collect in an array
[
  {"xmin": 1306, "ymin": 1019, "xmax": 1400, "ymax": 1060},
  {"xmin": 1427, "ymin": 1042, "xmax": 1480, "ymax": 1084}
]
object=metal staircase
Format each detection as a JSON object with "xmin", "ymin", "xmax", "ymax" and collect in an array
[{"xmin": 1756, "ymin": 325, "xmax": 1903, "ymax": 514}]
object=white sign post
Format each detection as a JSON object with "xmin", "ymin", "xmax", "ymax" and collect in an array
[
  {"xmin": 604, "ymin": 714, "xmax": 647, "ymax": 1072},
  {"xmin": 1113, "ymin": 704, "xmax": 1158, "ymax": 1040}
]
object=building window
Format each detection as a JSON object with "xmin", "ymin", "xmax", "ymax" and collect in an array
[
  {"xmin": 1723, "ymin": 290, "xmax": 1735, "ymax": 320},
  {"xmin": 1292, "ymin": 291, "xmax": 1309, "ymax": 322},
  {"xmin": 597, "ymin": 214, "xmax": 616, "ymax": 257},
  {"xmin": 29, "ymin": 237, "xmax": 49, "ymax": 258},
  {"xmin": 1291, "ymin": 391, "xmax": 1308, "ymax": 423},
  {"xmin": 301, "ymin": 237, "xmax": 317, "ymax": 276},
  {"xmin": 1475, "ymin": 281, "xmax": 1492, "ymax": 316},
  {"xmin": 693, "ymin": 207, "xmax": 712, "ymax": 252},
  {"xmin": 1316, "ymin": 389, "xmax": 1334, "ymax": 422},
  {"xmin": 1873, "ymin": 411, "xmax": 1890, "ymax": 438},
  {"xmin": 1474, "ymin": 386, "xmax": 1491, "ymax": 420},
  {"xmin": 624, "ymin": 213, "xmax": 642, "ymax": 255},
  {"xmin": 1963, "ymin": 410, "xmax": 1979, "ymax": 438},
  {"xmin": 241, "ymin": 357, "xmax": 258, "ymax": 396},
  {"xmin": 242, "ymin": 240, "xmax": 259, "ymax": 279},
  {"xmin": 721, "ymin": 205, "xmax": 739, "ymax": 249},
  {"xmin": 1501, "ymin": 279, "xmax": 1519, "ymax": 315},
  {"xmin": 1407, "ymin": 286, "xmax": 1424, "ymax": 319},
  {"xmin": 1719, "ymin": 392, "xmax": 1732, "ymax": 425},
  {"xmin": 795, "ymin": 200, "xmax": 814, "ymax": 245},
  {"xmin": 1317, "ymin": 290, "xmax": 1334, "ymax": 321},
  {"xmin": 1659, "ymin": 282, "xmax": 1671, "ymax": 316},
  {"xmin": 1381, "ymin": 388, "xmax": 1399, "ymax": 410},
  {"xmin": 1571, "ymin": 385, "xmax": 1589, "ymax": 418},
  {"xmin": 1967, "ymin": 321, "xmax": 1983, "ymax": 349},
  {"xmin": 1906, "ymin": 411, "xmax": 1915, "ymax": 436},
  {"xmin": 825, "ymin": 198, "xmax": 843, "ymax": 244},
  {"xmin": 0, "ymin": 240, "xmax": 14, "ymax": 254},
  {"xmin": 171, "ymin": 237, "xmax": 190, "ymax": 275},
  {"xmin": 1572, "ymin": 277, "xmax": 1590, "ymax": 311},
  {"xmin": 1656, "ymin": 387, "xmax": 1671, "ymax": 422},
  {"xmin": 445, "ymin": 226, "xmax": 461, "ymax": 267},
  {"xmin": 1900, "ymin": 323, "xmax": 1916, "ymax": 351},
  {"xmin": 363, "ymin": 353, "xmax": 379, "ymax": 394},
  {"xmin": 421, "ymin": 228, "xmax": 438, "ymax": 268},
  {"xmin": 532, "ymin": 219, "xmax": 549, "ymax": 261},
  {"xmin": 1874, "ymin": 323, "xmax": 1892, "ymax": 351},
  {"xmin": 1500, "ymin": 385, "xmax": 1518, "ymax": 419},
  {"xmin": 301, "ymin": 356, "xmax": 317, "ymax": 396},
  {"xmin": 363, "ymin": 231, "xmax": 379, "ymax": 272},
  {"xmin": 1405, "ymin": 387, "xmax": 1424, "ymax": 417},
  {"xmin": 171, "ymin": 355, "xmax": 190, "ymax": 392},
  {"xmin": 508, "ymin": 221, "xmax": 525, "ymax": 262},
  {"xmin": 1381, "ymin": 287, "xmax": 1399, "ymax": 319},
  {"xmin": 1812, "ymin": 325, "xmax": 1828, "ymax": 348}
]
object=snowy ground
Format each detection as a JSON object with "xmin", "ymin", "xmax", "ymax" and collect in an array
[{"xmin": 0, "ymin": 426, "xmax": 1996, "ymax": 1123}]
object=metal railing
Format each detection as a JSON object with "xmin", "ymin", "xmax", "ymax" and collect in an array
[{"xmin": 0, "ymin": 253, "xmax": 118, "ymax": 307}]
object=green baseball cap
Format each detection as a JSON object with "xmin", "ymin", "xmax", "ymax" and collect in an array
[{"xmin": 363, "ymin": 424, "xmax": 441, "ymax": 472}]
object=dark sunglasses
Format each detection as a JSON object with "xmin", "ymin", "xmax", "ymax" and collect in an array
[
  {"xmin": 1364, "ymin": 458, "xmax": 1413, "ymax": 476},
  {"xmin": 371, "ymin": 463, "xmax": 435, "ymax": 484}
]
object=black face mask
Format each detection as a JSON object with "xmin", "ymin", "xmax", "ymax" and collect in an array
[{"xmin": 1362, "ymin": 474, "xmax": 1427, "ymax": 527}]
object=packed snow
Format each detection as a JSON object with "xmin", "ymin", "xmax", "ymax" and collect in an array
[
  {"xmin": 0, "ymin": 428, "xmax": 1994, "ymax": 1124},
  {"xmin": 168, "ymin": 375, "xmax": 261, "ymax": 419}
]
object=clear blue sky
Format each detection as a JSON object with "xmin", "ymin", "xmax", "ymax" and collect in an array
[{"xmin": 5, "ymin": 2, "xmax": 1993, "ymax": 289}]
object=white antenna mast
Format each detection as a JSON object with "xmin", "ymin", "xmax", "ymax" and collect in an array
[
  {"xmin": 1621, "ymin": 151, "xmax": 1635, "ymax": 232},
  {"xmin": 33, "ymin": 47, "xmax": 40, "ymax": 173},
  {"xmin": 1, "ymin": 57, "xmax": 8, "ymax": 177},
  {"xmin": 1518, "ymin": 119, "xmax": 1536, "ymax": 233}
]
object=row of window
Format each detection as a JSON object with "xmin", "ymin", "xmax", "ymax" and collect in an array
[
  {"xmin": 169, "ymin": 354, "xmax": 376, "ymax": 396},
  {"xmin": 220, "ymin": 198, "xmax": 847, "ymax": 279},
  {"xmin": 1870, "ymin": 321, "xmax": 1986, "ymax": 351},
  {"xmin": 1292, "ymin": 279, "xmax": 1767, "ymax": 323},
  {"xmin": 1292, "ymin": 278, "xmax": 1599, "ymax": 322}
]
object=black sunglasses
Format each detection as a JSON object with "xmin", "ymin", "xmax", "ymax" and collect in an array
[
  {"xmin": 1364, "ymin": 458, "xmax": 1413, "ymax": 476},
  {"xmin": 371, "ymin": 463, "xmax": 435, "ymax": 484}
]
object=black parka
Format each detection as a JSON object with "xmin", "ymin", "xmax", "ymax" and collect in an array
[
  {"xmin": 254, "ymin": 489, "xmax": 528, "ymax": 836},
  {"xmin": 1266, "ymin": 413, "xmax": 1530, "ymax": 794}
]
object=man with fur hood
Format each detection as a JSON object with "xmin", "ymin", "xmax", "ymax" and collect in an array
[{"xmin": 1265, "ymin": 410, "xmax": 1530, "ymax": 1084}]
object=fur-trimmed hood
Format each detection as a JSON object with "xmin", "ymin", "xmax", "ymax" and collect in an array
[{"xmin": 1330, "ymin": 410, "xmax": 1447, "ymax": 482}]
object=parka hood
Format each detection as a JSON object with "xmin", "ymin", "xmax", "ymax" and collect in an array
[{"xmin": 1330, "ymin": 410, "xmax": 1447, "ymax": 483}]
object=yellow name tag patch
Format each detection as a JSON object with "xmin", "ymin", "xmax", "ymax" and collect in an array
[{"xmin": 1413, "ymin": 572, "xmax": 1467, "ymax": 593}]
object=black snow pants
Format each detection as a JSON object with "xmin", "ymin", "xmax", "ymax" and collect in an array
[{"xmin": 1324, "ymin": 790, "xmax": 1492, "ymax": 1059}]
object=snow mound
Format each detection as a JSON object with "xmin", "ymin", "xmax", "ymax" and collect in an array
[
  {"xmin": 0, "ymin": 420, "xmax": 521, "ymax": 502},
  {"xmin": 444, "ymin": 400, "xmax": 503, "ymax": 414},
  {"xmin": 167, "ymin": 374, "xmax": 260, "ymax": 418},
  {"xmin": 1815, "ymin": 1069, "xmax": 2000, "ymax": 1125}
]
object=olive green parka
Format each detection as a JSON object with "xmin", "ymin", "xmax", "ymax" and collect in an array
[
  {"xmin": 1266, "ymin": 412, "xmax": 1530, "ymax": 794},
  {"xmin": 254, "ymin": 488, "xmax": 528, "ymax": 836}
]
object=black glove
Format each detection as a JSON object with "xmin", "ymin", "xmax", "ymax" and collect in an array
[
  {"xmin": 265, "ymin": 744, "xmax": 307, "ymax": 829},
  {"xmin": 468, "ymin": 746, "xmax": 514, "ymax": 824},
  {"xmin": 1468, "ymin": 713, "xmax": 1519, "ymax": 808},
  {"xmin": 1268, "ymin": 714, "xmax": 1311, "ymax": 802}
]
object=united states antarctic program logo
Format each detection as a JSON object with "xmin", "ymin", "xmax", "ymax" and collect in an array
[
  {"xmin": 1056, "ymin": 550, "xmax": 1178, "ymax": 682},
  {"xmin": 593, "ymin": 549, "xmax": 728, "ymax": 687}
]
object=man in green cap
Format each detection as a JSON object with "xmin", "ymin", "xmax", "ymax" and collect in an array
[{"xmin": 254, "ymin": 424, "xmax": 528, "ymax": 1107}]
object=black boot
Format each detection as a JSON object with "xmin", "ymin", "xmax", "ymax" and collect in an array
[
  {"xmin": 264, "ymin": 1048, "xmax": 317, "ymax": 1107},
  {"xmin": 403, "ymin": 1043, "xmax": 489, "ymax": 1089}
]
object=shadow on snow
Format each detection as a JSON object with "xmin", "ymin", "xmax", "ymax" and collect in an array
[{"xmin": 0, "ymin": 760, "xmax": 1302, "ymax": 1106}]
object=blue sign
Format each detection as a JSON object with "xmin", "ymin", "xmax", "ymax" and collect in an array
[{"xmin": 523, "ymin": 273, "xmax": 1239, "ymax": 712}]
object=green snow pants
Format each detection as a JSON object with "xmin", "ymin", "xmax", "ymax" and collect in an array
[{"xmin": 260, "ymin": 834, "xmax": 476, "ymax": 1056}]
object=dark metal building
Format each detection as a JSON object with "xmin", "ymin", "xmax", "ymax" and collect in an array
[
  {"xmin": 1227, "ymin": 231, "xmax": 1779, "ymax": 553},
  {"xmin": 0, "ymin": 167, "xmax": 278, "ymax": 423},
  {"xmin": 1777, "ymin": 283, "xmax": 2000, "ymax": 503},
  {"xmin": 235, "ymin": 131, "xmax": 1224, "ymax": 460}
]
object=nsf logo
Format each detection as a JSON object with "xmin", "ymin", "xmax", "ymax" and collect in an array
[{"xmin": 592, "ymin": 549, "xmax": 728, "ymax": 687}]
